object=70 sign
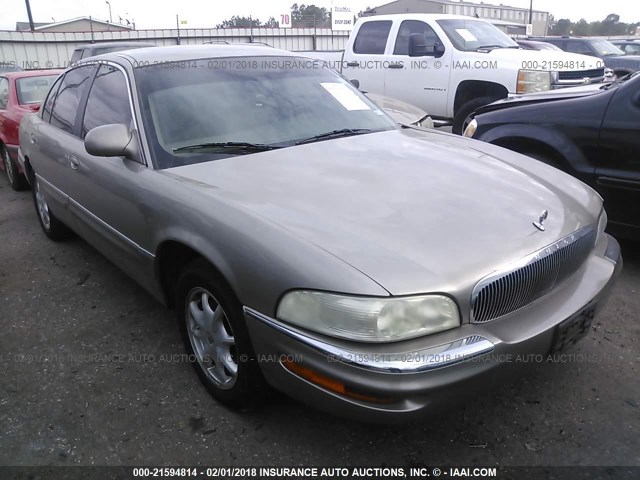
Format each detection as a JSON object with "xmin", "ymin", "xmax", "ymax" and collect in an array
[{"xmin": 279, "ymin": 13, "xmax": 292, "ymax": 28}]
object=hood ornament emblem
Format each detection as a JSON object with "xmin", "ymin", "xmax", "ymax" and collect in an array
[{"xmin": 533, "ymin": 210, "xmax": 549, "ymax": 231}]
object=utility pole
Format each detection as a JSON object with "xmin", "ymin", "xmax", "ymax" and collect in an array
[
  {"xmin": 106, "ymin": 1, "xmax": 112, "ymax": 23},
  {"xmin": 529, "ymin": 0, "xmax": 533, "ymax": 26},
  {"xmin": 176, "ymin": 15, "xmax": 181, "ymax": 45},
  {"xmin": 25, "ymin": 0, "xmax": 35, "ymax": 31}
]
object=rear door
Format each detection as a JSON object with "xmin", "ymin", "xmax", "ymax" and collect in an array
[
  {"xmin": 596, "ymin": 78, "xmax": 640, "ymax": 232},
  {"xmin": 28, "ymin": 64, "xmax": 96, "ymax": 224},
  {"xmin": 342, "ymin": 20, "xmax": 392, "ymax": 95}
]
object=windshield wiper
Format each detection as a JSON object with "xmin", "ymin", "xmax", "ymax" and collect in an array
[
  {"xmin": 294, "ymin": 128, "xmax": 374, "ymax": 145},
  {"xmin": 475, "ymin": 44, "xmax": 506, "ymax": 51},
  {"xmin": 172, "ymin": 142, "xmax": 281, "ymax": 153}
]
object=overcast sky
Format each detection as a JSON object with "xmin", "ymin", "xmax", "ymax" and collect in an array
[{"xmin": 1, "ymin": 0, "xmax": 638, "ymax": 30}]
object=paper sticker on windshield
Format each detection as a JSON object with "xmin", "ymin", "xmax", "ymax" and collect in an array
[
  {"xmin": 455, "ymin": 28, "xmax": 478, "ymax": 42},
  {"xmin": 321, "ymin": 83, "xmax": 370, "ymax": 111}
]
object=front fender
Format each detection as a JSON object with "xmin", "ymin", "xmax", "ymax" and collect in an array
[{"xmin": 476, "ymin": 123, "xmax": 594, "ymax": 177}]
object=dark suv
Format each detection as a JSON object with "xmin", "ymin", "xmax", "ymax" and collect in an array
[
  {"xmin": 611, "ymin": 39, "xmax": 640, "ymax": 56},
  {"xmin": 531, "ymin": 36, "xmax": 640, "ymax": 78},
  {"xmin": 70, "ymin": 42, "xmax": 156, "ymax": 64}
]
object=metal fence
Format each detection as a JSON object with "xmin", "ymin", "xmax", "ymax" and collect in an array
[{"xmin": 0, "ymin": 27, "xmax": 350, "ymax": 69}]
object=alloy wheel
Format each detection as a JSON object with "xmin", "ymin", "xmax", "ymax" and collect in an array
[{"xmin": 185, "ymin": 287, "xmax": 238, "ymax": 389}]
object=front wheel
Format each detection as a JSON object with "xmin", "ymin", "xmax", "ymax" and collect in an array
[
  {"xmin": 2, "ymin": 144, "xmax": 28, "ymax": 191},
  {"xmin": 176, "ymin": 259, "xmax": 267, "ymax": 409},
  {"xmin": 452, "ymin": 96, "xmax": 499, "ymax": 135}
]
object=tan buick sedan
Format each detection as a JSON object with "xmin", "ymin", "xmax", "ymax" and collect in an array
[{"xmin": 19, "ymin": 45, "xmax": 621, "ymax": 422}]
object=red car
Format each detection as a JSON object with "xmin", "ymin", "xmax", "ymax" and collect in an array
[{"xmin": 0, "ymin": 69, "xmax": 62, "ymax": 190}]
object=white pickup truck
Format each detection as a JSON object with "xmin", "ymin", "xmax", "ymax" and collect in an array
[{"xmin": 303, "ymin": 14, "xmax": 606, "ymax": 133}]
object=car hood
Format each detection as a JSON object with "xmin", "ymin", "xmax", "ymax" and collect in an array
[
  {"xmin": 366, "ymin": 93, "xmax": 429, "ymax": 125},
  {"xmin": 603, "ymin": 54, "xmax": 640, "ymax": 69},
  {"xmin": 475, "ymin": 83, "xmax": 607, "ymax": 113},
  {"xmin": 164, "ymin": 129, "xmax": 601, "ymax": 296}
]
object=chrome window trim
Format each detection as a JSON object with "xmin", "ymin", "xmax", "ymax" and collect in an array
[
  {"xmin": 470, "ymin": 225, "xmax": 596, "ymax": 323},
  {"xmin": 77, "ymin": 59, "xmax": 148, "ymax": 167},
  {"xmin": 244, "ymin": 307, "xmax": 494, "ymax": 373}
]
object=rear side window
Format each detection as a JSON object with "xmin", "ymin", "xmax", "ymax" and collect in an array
[
  {"xmin": 49, "ymin": 65, "xmax": 95, "ymax": 134},
  {"xmin": 70, "ymin": 49, "xmax": 82, "ymax": 64},
  {"xmin": 82, "ymin": 64, "xmax": 133, "ymax": 138},
  {"xmin": 353, "ymin": 21, "xmax": 392, "ymax": 55},
  {"xmin": 41, "ymin": 75, "xmax": 63, "ymax": 121}
]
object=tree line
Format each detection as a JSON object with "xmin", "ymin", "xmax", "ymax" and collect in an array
[{"xmin": 548, "ymin": 14, "xmax": 639, "ymax": 36}]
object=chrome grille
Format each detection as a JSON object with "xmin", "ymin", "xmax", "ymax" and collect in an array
[
  {"xmin": 558, "ymin": 69, "xmax": 605, "ymax": 81},
  {"xmin": 471, "ymin": 227, "xmax": 596, "ymax": 323}
]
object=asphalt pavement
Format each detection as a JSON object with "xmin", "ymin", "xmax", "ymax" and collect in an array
[{"xmin": 0, "ymin": 178, "xmax": 638, "ymax": 468}]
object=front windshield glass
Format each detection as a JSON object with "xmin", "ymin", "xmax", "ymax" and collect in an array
[
  {"xmin": 16, "ymin": 75, "xmax": 59, "ymax": 104},
  {"xmin": 436, "ymin": 19, "xmax": 518, "ymax": 51},
  {"xmin": 134, "ymin": 56, "xmax": 396, "ymax": 169},
  {"xmin": 589, "ymin": 39, "xmax": 625, "ymax": 56}
]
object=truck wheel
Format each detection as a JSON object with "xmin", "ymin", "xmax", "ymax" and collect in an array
[
  {"xmin": 2, "ymin": 144, "xmax": 28, "ymax": 191},
  {"xmin": 453, "ymin": 97, "xmax": 496, "ymax": 135},
  {"xmin": 176, "ymin": 258, "xmax": 268, "ymax": 409},
  {"xmin": 32, "ymin": 174, "xmax": 73, "ymax": 241}
]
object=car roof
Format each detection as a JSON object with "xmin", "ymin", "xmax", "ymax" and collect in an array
[
  {"xmin": 361, "ymin": 13, "xmax": 479, "ymax": 21},
  {"xmin": 1, "ymin": 69, "xmax": 63, "ymax": 80},
  {"xmin": 75, "ymin": 41, "xmax": 156, "ymax": 50},
  {"xmin": 83, "ymin": 44, "xmax": 301, "ymax": 65}
]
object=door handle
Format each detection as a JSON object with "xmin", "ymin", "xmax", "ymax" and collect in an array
[
  {"xmin": 67, "ymin": 154, "xmax": 79, "ymax": 170},
  {"xmin": 387, "ymin": 63, "xmax": 404, "ymax": 69},
  {"xmin": 345, "ymin": 61, "xmax": 359, "ymax": 67}
]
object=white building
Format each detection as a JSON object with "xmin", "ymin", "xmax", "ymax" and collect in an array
[{"xmin": 365, "ymin": 0, "xmax": 550, "ymax": 36}]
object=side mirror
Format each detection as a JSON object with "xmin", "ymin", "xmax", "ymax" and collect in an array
[
  {"xmin": 85, "ymin": 124, "xmax": 138, "ymax": 160},
  {"xmin": 349, "ymin": 78, "xmax": 360, "ymax": 89},
  {"xmin": 408, "ymin": 33, "xmax": 428, "ymax": 57}
]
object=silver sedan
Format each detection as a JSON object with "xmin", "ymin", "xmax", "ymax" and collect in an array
[{"xmin": 19, "ymin": 45, "xmax": 621, "ymax": 422}]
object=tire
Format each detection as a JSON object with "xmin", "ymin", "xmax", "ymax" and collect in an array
[
  {"xmin": 176, "ymin": 258, "xmax": 267, "ymax": 409},
  {"xmin": 452, "ymin": 96, "xmax": 498, "ymax": 135},
  {"xmin": 32, "ymin": 173, "xmax": 73, "ymax": 241},
  {"xmin": 2, "ymin": 144, "xmax": 28, "ymax": 191}
]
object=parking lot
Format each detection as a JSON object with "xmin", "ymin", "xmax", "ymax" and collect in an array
[{"xmin": 1, "ymin": 180, "xmax": 639, "ymax": 468}]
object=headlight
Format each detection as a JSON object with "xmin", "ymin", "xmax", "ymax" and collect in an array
[
  {"xmin": 463, "ymin": 118, "xmax": 478, "ymax": 138},
  {"xmin": 517, "ymin": 69, "xmax": 552, "ymax": 94},
  {"xmin": 596, "ymin": 209, "xmax": 608, "ymax": 245},
  {"xmin": 276, "ymin": 291, "xmax": 461, "ymax": 343}
]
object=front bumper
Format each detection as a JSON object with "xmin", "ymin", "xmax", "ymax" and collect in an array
[{"xmin": 244, "ymin": 235, "xmax": 622, "ymax": 423}]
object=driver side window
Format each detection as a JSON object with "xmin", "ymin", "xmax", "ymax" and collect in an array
[
  {"xmin": 81, "ymin": 64, "xmax": 133, "ymax": 139},
  {"xmin": 393, "ymin": 20, "xmax": 441, "ymax": 55}
]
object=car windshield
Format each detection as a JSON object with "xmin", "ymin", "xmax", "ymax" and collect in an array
[
  {"xmin": 589, "ymin": 39, "xmax": 625, "ymax": 56},
  {"xmin": 16, "ymin": 75, "xmax": 59, "ymax": 104},
  {"xmin": 436, "ymin": 19, "xmax": 518, "ymax": 51},
  {"xmin": 134, "ymin": 56, "xmax": 396, "ymax": 169}
]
